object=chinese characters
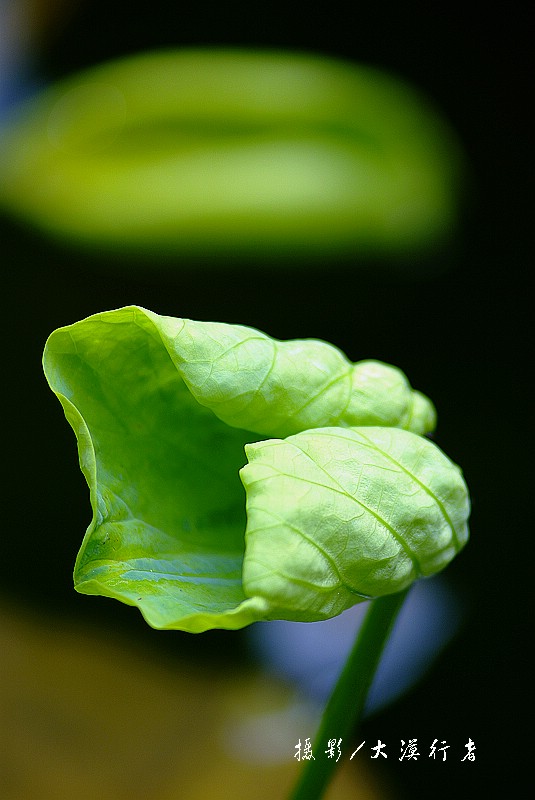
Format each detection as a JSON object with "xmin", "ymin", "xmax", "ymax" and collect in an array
[{"xmin": 294, "ymin": 738, "xmax": 476, "ymax": 763}]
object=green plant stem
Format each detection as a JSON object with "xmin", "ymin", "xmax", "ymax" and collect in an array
[{"xmin": 289, "ymin": 588, "xmax": 410, "ymax": 800}]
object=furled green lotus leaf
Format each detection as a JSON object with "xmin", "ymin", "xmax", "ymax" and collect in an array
[
  {"xmin": 2, "ymin": 49, "xmax": 461, "ymax": 260},
  {"xmin": 240, "ymin": 427, "xmax": 469, "ymax": 621},
  {"xmin": 43, "ymin": 306, "xmax": 469, "ymax": 632}
]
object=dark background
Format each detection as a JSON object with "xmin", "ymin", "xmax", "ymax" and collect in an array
[{"xmin": 3, "ymin": 3, "xmax": 530, "ymax": 798}]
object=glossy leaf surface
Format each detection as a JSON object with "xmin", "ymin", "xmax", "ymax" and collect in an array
[
  {"xmin": 43, "ymin": 307, "xmax": 469, "ymax": 631},
  {"xmin": 241, "ymin": 427, "xmax": 469, "ymax": 621}
]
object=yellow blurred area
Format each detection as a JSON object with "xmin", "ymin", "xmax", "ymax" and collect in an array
[{"xmin": 0, "ymin": 602, "xmax": 391, "ymax": 800}]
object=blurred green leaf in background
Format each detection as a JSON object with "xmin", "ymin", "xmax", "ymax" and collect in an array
[{"xmin": 0, "ymin": 48, "xmax": 463, "ymax": 264}]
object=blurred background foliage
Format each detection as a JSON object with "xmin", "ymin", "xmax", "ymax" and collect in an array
[
  {"xmin": 0, "ymin": 47, "xmax": 464, "ymax": 262},
  {"xmin": 1, "ymin": 2, "xmax": 530, "ymax": 799}
]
